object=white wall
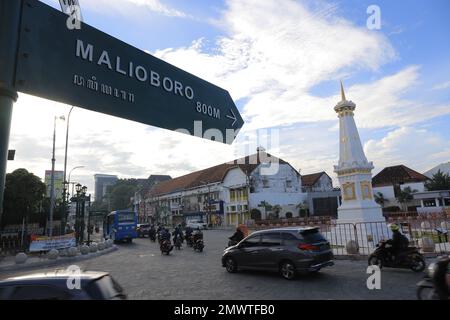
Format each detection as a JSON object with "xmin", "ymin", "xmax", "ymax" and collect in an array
[
  {"xmin": 373, "ymin": 186, "xmax": 395, "ymax": 200},
  {"xmin": 312, "ymin": 174, "xmax": 333, "ymax": 192},
  {"xmin": 250, "ymin": 164, "xmax": 301, "ymax": 193},
  {"xmin": 249, "ymin": 192, "xmax": 306, "ymax": 208},
  {"xmin": 401, "ymin": 182, "xmax": 425, "ymax": 193}
]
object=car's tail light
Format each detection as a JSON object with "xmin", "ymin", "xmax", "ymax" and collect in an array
[{"xmin": 298, "ymin": 244, "xmax": 319, "ymax": 251}]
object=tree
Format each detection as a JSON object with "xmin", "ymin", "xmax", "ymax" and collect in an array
[
  {"xmin": 374, "ymin": 192, "xmax": 389, "ymax": 207},
  {"xmin": 250, "ymin": 208, "xmax": 262, "ymax": 220},
  {"xmin": 296, "ymin": 201, "xmax": 309, "ymax": 217},
  {"xmin": 2, "ymin": 169, "xmax": 46, "ymax": 226},
  {"xmin": 425, "ymin": 170, "xmax": 450, "ymax": 191},
  {"xmin": 397, "ymin": 187, "xmax": 417, "ymax": 211},
  {"xmin": 104, "ymin": 179, "xmax": 140, "ymax": 211}
]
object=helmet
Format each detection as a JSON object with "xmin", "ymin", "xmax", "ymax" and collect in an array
[{"xmin": 389, "ymin": 223, "xmax": 399, "ymax": 231}]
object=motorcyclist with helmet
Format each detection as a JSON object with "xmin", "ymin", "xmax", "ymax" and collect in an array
[
  {"xmin": 193, "ymin": 227, "xmax": 203, "ymax": 243},
  {"xmin": 386, "ymin": 223, "xmax": 410, "ymax": 262},
  {"xmin": 172, "ymin": 224, "xmax": 184, "ymax": 243},
  {"xmin": 185, "ymin": 225, "xmax": 194, "ymax": 246}
]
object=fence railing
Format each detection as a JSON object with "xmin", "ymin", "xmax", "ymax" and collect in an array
[{"xmin": 253, "ymin": 216, "xmax": 450, "ymax": 256}]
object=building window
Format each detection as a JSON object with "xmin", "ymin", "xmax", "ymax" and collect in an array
[
  {"xmin": 230, "ymin": 190, "xmax": 236, "ymax": 202},
  {"xmin": 423, "ymin": 199, "xmax": 436, "ymax": 207},
  {"xmin": 286, "ymin": 180, "xmax": 292, "ymax": 188},
  {"xmin": 263, "ymin": 179, "xmax": 269, "ymax": 188}
]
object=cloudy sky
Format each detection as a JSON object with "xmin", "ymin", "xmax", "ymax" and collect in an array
[{"xmin": 6, "ymin": 0, "xmax": 450, "ymax": 198}]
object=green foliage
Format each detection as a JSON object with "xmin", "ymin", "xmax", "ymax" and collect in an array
[
  {"xmin": 397, "ymin": 186, "xmax": 418, "ymax": 210},
  {"xmin": 374, "ymin": 192, "xmax": 389, "ymax": 206},
  {"xmin": 2, "ymin": 169, "xmax": 46, "ymax": 226},
  {"xmin": 104, "ymin": 179, "xmax": 139, "ymax": 211},
  {"xmin": 425, "ymin": 170, "xmax": 450, "ymax": 191}
]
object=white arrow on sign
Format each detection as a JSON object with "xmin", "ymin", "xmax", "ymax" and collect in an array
[{"xmin": 226, "ymin": 109, "xmax": 237, "ymax": 127}]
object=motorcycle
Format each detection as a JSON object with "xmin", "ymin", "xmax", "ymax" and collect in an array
[
  {"xmin": 417, "ymin": 255, "xmax": 449, "ymax": 300},
  {"xmin": 149, "ymin": 230, "xmax": 156, "ymax": 242},
  {"xmin": 160, "ymin": 239, "xmax": 173, "ymax": 255},
  {"xmin": 193, "ymin": 238, "xmax": 204, "ymax": 252},
  {"xmin": 368, "ymin": 240, "xmax": 426, "ymax": 272},
  {"xmin": 174, "ymin": 236, "xmax": 183, "ymax": 250},
  {"xmin": 185, "ymin": 234, "xmax": 194, "ymax": 247}
]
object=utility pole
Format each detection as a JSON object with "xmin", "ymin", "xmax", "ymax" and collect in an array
[
  {"xmin": 0, "ymin": 1, "xmax": 21, "ymax": 226},
  {"xmin": 49, "ymin": 117, "xmax": 57, "ymax": 236}
]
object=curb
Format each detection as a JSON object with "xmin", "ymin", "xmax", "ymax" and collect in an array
[{"xmin": 0, "ymin": 246, "xmax": 118, "ymax": 273}]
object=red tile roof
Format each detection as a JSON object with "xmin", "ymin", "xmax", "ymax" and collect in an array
[
  {"xmin": 372, "ymin": 165, "xmax": 429, "ymax": 187},
  {"xmin": 301, "ymin": 172, "xmax": 327, "ymax": 187},
  {"xmin": 148, "ymin": 153, "xmax": 293, "ymax": 197}
]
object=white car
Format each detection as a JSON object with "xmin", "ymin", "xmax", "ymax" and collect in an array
[{"xmin": 187, "ymin": 220, "xmax": 208, "ymax": 230}]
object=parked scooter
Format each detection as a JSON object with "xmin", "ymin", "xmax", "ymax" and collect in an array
[
  {"xmin": 368, "ymin": 240, "xmax": 426, "ymax": 272},
  {"xmin": 417, "ymin": 255, "xmax": 450, "ymax": 300}
]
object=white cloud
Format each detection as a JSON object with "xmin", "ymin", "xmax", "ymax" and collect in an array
[
  {"xmin": 432, "ymin": 81, "xmax": 450, "ymax": 91},
  {"xmin": 364, "ymin": 127, "xmax": 450, "ymax": 174},
  {"xmin": 80, "ymin": 0, "xmax": 187, "ymax": 18}
]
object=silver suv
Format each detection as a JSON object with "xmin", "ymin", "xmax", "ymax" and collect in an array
[{"xmin": 222, "ymin": 227, "xmax": 334, "ymax": 280}]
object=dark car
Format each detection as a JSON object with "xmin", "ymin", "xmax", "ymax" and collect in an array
[
  {"xmin": 0, "ymin": 270, "xmax": 127, "ymax": 300},
  {"xmin": 222, "ymin": 227, "xmax": 334, "ymax": 280},
  {"xmin": 136, "ymin": 223, "xmax": 151, "ymax": 237}
]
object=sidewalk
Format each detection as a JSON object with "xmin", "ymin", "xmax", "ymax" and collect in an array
[{"xmin": 0, "ymin": 245, "xmax": 118, "ymax": 273}]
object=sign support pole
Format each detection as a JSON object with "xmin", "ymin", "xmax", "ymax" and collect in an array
[{"xmin": 0, "ymin": 0, "xmax": 22, "ymax": 226}]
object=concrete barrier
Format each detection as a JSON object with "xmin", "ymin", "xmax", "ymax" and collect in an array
[{"xmin": 15, "ymin": 252, "xmax": 27, "ymax": 264}]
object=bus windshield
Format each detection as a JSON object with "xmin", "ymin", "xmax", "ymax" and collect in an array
[{"xmin": 117, "ymin": 212, "xmax": 135, "ymax": 223}]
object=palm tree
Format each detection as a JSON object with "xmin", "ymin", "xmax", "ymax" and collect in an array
[
  {"xmin": 397, "ymin": 187, "xmax": 418, "ymax": 211},
  {"xmin": 374, "ymin": 192, "xmax": 389, "ymax": 208},
  {"xmin": 272, "ymin": 205, "xmax": 282, "ymax": 219}
]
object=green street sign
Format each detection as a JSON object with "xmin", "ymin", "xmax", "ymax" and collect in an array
[{"xmin": 14, "ymin": 0, "xmax": 244, "ymax": 143}]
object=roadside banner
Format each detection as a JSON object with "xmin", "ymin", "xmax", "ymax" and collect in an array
[{"xmin": 29, "ymin": 232, "xmax": 76, "ymax": 252}]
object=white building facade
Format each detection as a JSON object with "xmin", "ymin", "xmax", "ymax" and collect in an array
[{"xmin": 142, "ymin": 152, "xmax": 307, "ymax": 227}]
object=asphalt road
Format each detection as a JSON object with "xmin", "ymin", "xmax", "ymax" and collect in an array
[{"xmin": 0, "ymin": 229, "xmax": 426, "ymax": 300}]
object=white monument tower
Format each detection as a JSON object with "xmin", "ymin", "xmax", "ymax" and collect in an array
[
  {"xmin": 333, "ymin": 82, "xmax": 388, "ymax": 247},
  {"xmin": 334, "ymin": 81, "xmax": 384, "ymax": 222}
]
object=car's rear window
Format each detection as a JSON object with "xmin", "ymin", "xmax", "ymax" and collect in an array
[{"xmin": 299, "ymin": 229, "xmax": 326, "ymax": 243}]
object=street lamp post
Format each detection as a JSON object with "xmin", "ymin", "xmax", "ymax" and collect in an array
[
  {"xmin": 61, "ymin": 106, "xmax": 75, "ymax": 234},
  {"xmin": 68, "ymin": 165, "xmax": 84, "ymax": 197},
  {"xmin": 49, "ymin": 115, "xmax": 65, "ymax": 237},
  {"xmin": 75, "ymin": 183, "xmax": 82, "ymax": 245}
]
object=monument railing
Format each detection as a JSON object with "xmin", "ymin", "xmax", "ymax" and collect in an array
[{"xmin": 251, "ymin": 216, "xmax": 450, "ymax": 256}]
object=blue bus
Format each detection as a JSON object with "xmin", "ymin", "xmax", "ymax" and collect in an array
[{"xmin": 103, "ymin": 210, "xmax": 138, "ymax": 243}]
